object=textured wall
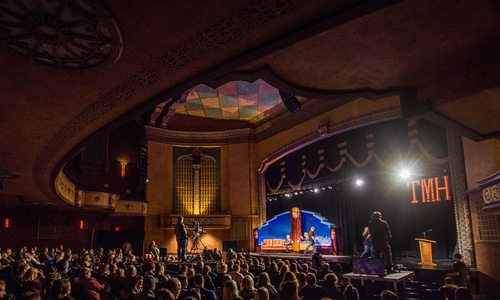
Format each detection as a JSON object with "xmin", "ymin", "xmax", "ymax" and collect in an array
[{"xmin": 463, "ymin": 137, "xmax": 500, "ymax": 297}]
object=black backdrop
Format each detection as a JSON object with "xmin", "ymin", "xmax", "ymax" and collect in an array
[{"xmin": 265, "ymin": 119, "xmax": 457, "ymax": 258}]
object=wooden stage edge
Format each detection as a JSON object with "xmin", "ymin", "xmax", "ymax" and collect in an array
[
  {"xmin": 248, "ymin": 252, "xmax": 453, "ymax": 271},
  {"xmin": 249, "ymin": 252, "xmax": 352, "ymax": 264}
]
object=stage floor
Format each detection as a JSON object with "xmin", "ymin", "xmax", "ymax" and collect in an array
[{"xmin": 249, "ymin": 252, "xmax": 453, "ymax": 271}]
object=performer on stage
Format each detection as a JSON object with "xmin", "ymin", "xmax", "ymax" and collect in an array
[
  {"xmin": 304, "ymin": 226, "xmax": 316, "ymax": 254},
  {"xmin": 360, "ymin": 227, "xmax": 373, "ymax": 258},
  {"xmin": 284, "ymin": 234, "xmax": 293, "ymax": 253},
  {"xmin": 368, "ymin": 211, "xmax": 393, "ymax": 271},
  {"xmin": 174, "ymin": 216, "xmax": 188, "ymax": 261}
]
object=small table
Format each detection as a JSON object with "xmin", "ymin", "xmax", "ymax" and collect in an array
[{"xmin": 343, "ymin": 271, "xmax": 414, "ymax": 293}]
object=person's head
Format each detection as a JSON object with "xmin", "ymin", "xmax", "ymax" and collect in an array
[
  {"xmin": 455, "ymin": 287, "xmax": 473, "ymax": 300},
  {"xmin": 217, "ymin": 262, "xmax": 228, "ymax": 273},
  {"xmin": 233, "ymin": 264, "xmax": 240, "ymax": 272},
  {"xmin": 23, "ymin": 267, "xmax": 39, "ymax": 282},
  {"xmin": 453, "ymin": 253, "xmax": 463, "ymax": 262},
  {"xmin": 156, "ymin": 288, "xmax": 176, "ymax": 300},
  {"xmin": 178, "ymin": 216, "xmax": 184, "ymax": 224},
  {"xmin": 177, "ymin": 274, "xmax": 188, "ymax": 289},
  {"xmin": 223, "ymin": 280, "xmax": 239, "ymax": 300},
  {"xmin": 283, "ymin": 271, "xmax": 297, "ymax": 284},
  {"xmin": 258, "ymin": 272, "xmax": 271, "ymax": 286},
  {"xmin": 52, "ymin": 279, "xmax": 71, "ymax": 297},
  {"xmin": 286, "ymin": 234, "xmax": 291, "ymax": 239},
  {"xmin": 305, "ymin": 273, "xmax": 316, "ymax": 285},
  {"xmin": 343, "ymin": 284, "xmax": 360, "ymax": 300},
  {"xmin": 363, "ymin": 227, "xmax": 369, "ymax": 235},
  {"xmin": 241, "ymin": 275, "xmax": 255, "ymax": 292},
  {"xmin": 444, "ymin": 276, "xmax": 455, "ymax": 285},
  {"xmin": 255, "ymin": 287, "xmax": 269, "ymax": 300},
  {"xmin": 372, "ymin": 211, "xmax": 382, "ymax": 220},
  {"xmin": 380, "ymin": 290, "xmax": 398, "ymax": 300},
  {"xmin": 165, "ymin": 278, "xmax": 181, "ymax": 298},
  {"xmin": 323, "ymin": 273, "xmax": 338, "ymax": 287},
  {"xmin": 0, "ymin": 280, "xmax": 6, "ymax": 298},
  {"xmin": 143, "ymin": 275, "xmax": 157, "ymax": 291},
  {"xmin": 310, "ymin": 226, "xmax": 315, "ymax": 232},
  {"xmin": 193, "ymin": 273, "xmax": 204, "ymax": 288},
  {"xmin": 279, "ymin": 280, "xmax": 299, "ymax": 300}
]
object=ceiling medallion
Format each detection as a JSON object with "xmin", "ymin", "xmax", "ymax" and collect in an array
[{"xmin": 0, "ymin": 0, "xmax": 122, "ymax": 69}]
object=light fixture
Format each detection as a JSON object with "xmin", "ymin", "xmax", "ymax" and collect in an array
[
  {"xmin": 355, "ymin": 178, "xmax": 364, "ymax": 187},
  {"xmin": 120, "ymin": 161, "xmax": 127, "ymax": 177},
  {"xmin": 79, "ymin": 220, "xmax": 84, "ymax": 230},
  {"xmin": 313, "ymin": 188, "xmax": 319, "ymax": 193},
  {"xmin": 285, "ymin": 193, "xmax": 291, "ymax": 198},
  {"xmin": 4, "ymin": 217, "xmax": 10, "ymax": 229},
  {"xmin": 399, "ymin": 169, "xmax": 411, "ymax": 180},
  {"xmin": 294, "ymin": 192, "xmax": 298, "ymax": 195},
  {"xmin": 328, "ymin": 186, "xmax": 333, "ymax": 189}
]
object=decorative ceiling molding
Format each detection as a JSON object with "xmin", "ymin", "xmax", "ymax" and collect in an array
[
  {"xmin": 0, "ymin": 0, "xmax": 122, "ymax": 69},
  {"xmin": 145, "ymin": 125, "xmax": 252, "ymax": 145},
  {"xmin": 32, "ymin": 0, "xmax": 400, "ymax": 204}
]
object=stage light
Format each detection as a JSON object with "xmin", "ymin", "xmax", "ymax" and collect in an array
[
  {"xmin": 299, "ymin": 191, "xmax": 303, "ymax": 194},
  {"xmin": 313, "ymin": 188, "xmax": 319, "ymax": 193},
  {"xmin": 321, "ymin": 187, "xmax": 326, "ymax": 190},
  {"xmin": 294, "ymin": 192, "xmax": 298, "ymax": 195},
  {"xmin": 355, "ymin": 179, "xmax": 364, "ymax": 187},
  {"xmin": 399, "ymin": 169, "xmax": 411, "ymax": 180},
  {"xmin": 328, "ymin": 186, "xmax": 333, "ymax": 189},
  {"xmin": 285, "ymin": 193, "xmax": 291, "ymax": 198}
]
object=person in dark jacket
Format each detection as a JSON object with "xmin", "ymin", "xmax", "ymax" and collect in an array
[
  {"xmin": 368, "ymin": 211, "xmax": 393, "ymax": 272},
  {"xmin": 174, "ymin": 216, "xmax": 188, "ymax": 262}
]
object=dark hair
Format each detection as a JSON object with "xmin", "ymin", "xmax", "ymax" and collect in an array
[
  {"xmin": 454, "ymin": 253, "xmax": 463, "ymax": 260},
  {"xmin": 279, "ymin": 280, "xmax": 298, "ymax": 300},
  {"xmin": 455, "ymin": 287, "xmax": 473, "ymax": 300},
  {"xmin": 380, "ymin": 289, "xmax": 398, "ymax": 300},
  {"xmin": 193, "ymin": 273, "xmax": 204, "ymax": 286},
  {"xmin": 343, "ymin": 284, "xmax": 360, "ymax": 300}
]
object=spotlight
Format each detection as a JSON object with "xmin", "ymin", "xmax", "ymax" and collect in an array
[
  {"xmin": 285, "ymin": 193, "xmax": 291, "ymax": 198},
  {"xmin": 328, "ymin": 186, "xmax": 332, "ymax": 189},
  {"xmin": 399, "ymin": 169, "xmax": 411, "ymax": 180},
  {"xmin": 321, "ymin": 187, "xmax": 326, "ymax": 190},
  {"xmin": 355, "ymin": 179, "xmax": 364, "ymax": 187},
  {"xmin": 294, "ymin": 192, "xmax": 298, "ymax": 195},
  {"xmin": 299, "ymin": 191, "xmax": 303, "ymax": 194},
  {"xmin": 313, "ymin": 188, "xmax": 319, "ymax": 193}
]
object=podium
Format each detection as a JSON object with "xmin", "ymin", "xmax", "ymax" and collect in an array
[{"xmin": 415, "ymin": 238, "xmax": 437, "ymax": 266}]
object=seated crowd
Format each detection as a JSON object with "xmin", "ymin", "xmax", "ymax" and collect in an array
[{"xmin": 0, "ymin": 245, "xmax": 472, "ymax": 300}]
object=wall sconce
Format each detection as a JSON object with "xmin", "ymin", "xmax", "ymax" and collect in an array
[
  {"xmin": 4, "ymin": 217, "xmax": 10, "ymax": 229},
  {"xmin": 79, "ymin": 220, "xmax": 84, "ymax": 230},
  {"xmin": 120, "ymin": 161, "xmax": 127, "ymax": 177}
]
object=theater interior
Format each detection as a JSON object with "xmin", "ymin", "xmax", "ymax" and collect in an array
[{"xmin": 0, "ymin": 0, "xmax": 499, "ymax": 298}]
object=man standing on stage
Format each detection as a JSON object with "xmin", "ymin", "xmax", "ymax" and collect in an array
[
  {"xmin": 304, "ymin": 226, "xmax": 316, "ymax": 254},
  {"xmin": 175, "ymin": 216, "xmax": 188, "ymax": 261},
  {"xmin": 368, "ymin": 211, "xmax": 393, "ymax": 272}
]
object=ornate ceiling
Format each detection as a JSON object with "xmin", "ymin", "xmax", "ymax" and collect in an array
[
  {"xmin": 0, "ymin": 0, "xmax": 499, "ymax": 208},
  {"xmin": 175, "ymin": 80, "xmax": 286, "ymax": 123},
  {"xmin": 0, "ymin": 0, "xmax": 122, "ymax": 68}
]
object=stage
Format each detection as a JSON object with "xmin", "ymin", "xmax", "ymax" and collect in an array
[{"xmin": 249, "ymin": 252, "xmax": 352, "ymax": 264}]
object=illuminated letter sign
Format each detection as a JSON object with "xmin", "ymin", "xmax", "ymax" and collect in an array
[{"xmin": 409, "ymin": 175, "xmax": 451, "ymax": 204}]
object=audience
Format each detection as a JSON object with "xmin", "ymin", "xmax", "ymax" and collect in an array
[{"xmin": 0, "ymin": 244, "xmax": 476, "ymax": 300}]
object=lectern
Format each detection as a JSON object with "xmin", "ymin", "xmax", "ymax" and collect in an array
[{"xmin": 415, "ymin": 238, "xmax": 437, "ymax": 266}]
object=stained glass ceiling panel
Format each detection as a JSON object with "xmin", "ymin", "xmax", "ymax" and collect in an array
[{"xmin": 175, "ymin": 79, "xmax": 285, "ymax": 123}]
